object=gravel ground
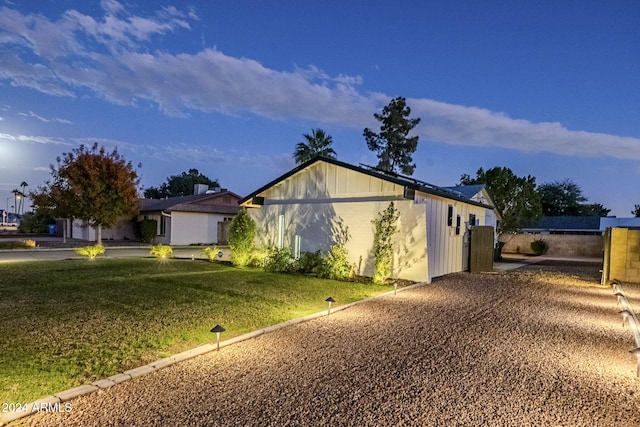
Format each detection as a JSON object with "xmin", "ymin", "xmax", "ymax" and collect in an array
[{"xmin": 16, "ymin": 262, "xmax": 640, "ymax": 426}]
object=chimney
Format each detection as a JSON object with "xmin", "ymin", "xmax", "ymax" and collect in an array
[{"xmin": 194, "ymin": 184, "xmax": 209, "ymax": 195}]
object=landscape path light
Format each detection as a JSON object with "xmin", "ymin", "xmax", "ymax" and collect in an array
[
  {"xmin": 630, "ymin": 348, "xmax": 640, "ymax": 378},
  {"xmin": 325, "ymin": 297, "xmax": 335, "ymax": 315},
  {"xmin": 210, "ymin": 324, "xmax": 226, "ymax": 351}
]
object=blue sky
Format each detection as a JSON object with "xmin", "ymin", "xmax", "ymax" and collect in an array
[{"xmin": 0, "ymin": 0, "xmax": 638, "ymax": 217}]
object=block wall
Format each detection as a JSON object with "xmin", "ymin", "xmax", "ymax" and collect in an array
[
  {"xmin": 609, "ymin": 228, "xmax": 640, "ymax": 284},
  {"xmin": 499, "ymin": 234, "xmax": 603, "ymax": 257}
]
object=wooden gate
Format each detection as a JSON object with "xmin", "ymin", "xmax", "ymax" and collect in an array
[{"xmin": 469, "ymin": 226, "xmax": 494, "ymax": 273}]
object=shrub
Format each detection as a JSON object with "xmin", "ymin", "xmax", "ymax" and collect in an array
[
  {"xmin": 297, "ymin": 250, "xmax": 324, "ymax": 275},
  {"xmin": 150, "ymin": 244, "xmax": 173, "ymax": 259},
  {"xmin": 203, "ymin": 246, "xmax": 221, "ymax": 261},
  {"xmin": 263, "ymin": 247, "xmax": 297, "ymax": 273},
  {"xmin": 75, "ymin": 244, "xmax": 105, "ymax": 259},
  {"xmin": 530, "ymin": 239, "xmax": 548, "ymax": 256},
  {"xmin": 372, "ymin": 202, "xmax": 400, "ymax": 284},
  {"xmin": 228, "ymin": 208, "xmax": 256, "ymax": 267},
  {"xmin": 136, "ymin": 219, "xmax": 157, "ymax": 243},
  {"xmin": 18, "ymin": 211, "xmax": 54, "ymax": 233},
  {"xmin": 249, "ymin": 247, "xmax": 269, "ymax": 267},
  {"xmin": 318, "ymin": 245, "xmax": 352, "ymax": 281},
  {"xmin": 22, "ymin": 239, "xmax": 36, "ymax": 248}
]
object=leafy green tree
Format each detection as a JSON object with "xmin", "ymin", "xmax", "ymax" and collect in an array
[
  {"xmin": 363, "ymin": 97, "xmax": 421, "ymax": 175},
  {"xmin": 537, "ymin": 179, "xmax": 586, "ymax": 216},
  {"xmin": 633, "ymin": 205, "xmax": 640, "ymax": 217},
  {"xmin": 372, "ymin": 202, "xmax": 400, "ymax": 284},
  {"xmin": 228, "ymin": 207, "xmax": 256, "ymax": 267},
  {"xmin": 17, "ymin": 210, "xmax": 54, "ymax": 233},
  {"xmin": 579, "ymin": 203, "xmax": 610, "ymax": 217},
  {"xmin": 460, "ymin": 167, "xmax": 541, "ymax": 233},
  {"xmin": 144, "ymin": 169, "xmax": 218, "ymax": 198},
  {"xmin": 537, "ymin": 179, "xmax": 609, "ymax": 216},
  {"xmin": 293, "ymin": 129, "xmax": 337, "ymax": 164},
  {"xmin": 31, "ymin": 143, "xmax": 140, "ymax": 244}
]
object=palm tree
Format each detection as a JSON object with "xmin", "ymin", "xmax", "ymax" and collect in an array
[
  {"xmin": 293, "ymin": 128, "xmax": 337, "ymax": 164},
  {"xmin": 19, "ymin": 181, "xmax": 28, "ymax": 214},
  {"xmin": 11, "ymin": 188, "xmax": 20, "ymax": 215}
]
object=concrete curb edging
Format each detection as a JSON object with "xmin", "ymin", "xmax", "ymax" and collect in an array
[{"xmin": 0, "ymin": 281, "xmax": 426, "ymax": 426}]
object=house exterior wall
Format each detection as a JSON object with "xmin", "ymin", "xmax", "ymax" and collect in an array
[
  {"xmin": 138, "ymin": 213, "xmax": 170, "ymax": 244},
  {"xmin": 419, "ymin": 194, "xmax": 490, "ymax": 281},
  {"xmin": 246, "ymin": 161, "xmax": 492, "ymax": 283},
  {"xmin": 170, "ymin": 212, "xmax": 227, "ymax": 245}
]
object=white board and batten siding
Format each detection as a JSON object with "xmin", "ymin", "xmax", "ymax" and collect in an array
[
  {"xmin": 417, "ymin": 192, "xmax": 489, "ymax": 282},
  {"xmin": 246, "ymin": 159, "xmax": 494, "ymax": 283}
]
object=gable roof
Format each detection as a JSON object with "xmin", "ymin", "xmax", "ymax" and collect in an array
[
  {"xmin": 140, "ymin": 191, "xmax": 241, "ymax": 215},
  {"xmin": 441, "ymin": 184, "xmax": 486, "ymax": 200},
  {"xmin": 240, "ymin": 156, "xmax": 495, "ymax": 210}
]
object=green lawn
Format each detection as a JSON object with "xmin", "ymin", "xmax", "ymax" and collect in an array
[{"xmin": 0, "ymin": 258, "xmax": 391, "ymax": 403}]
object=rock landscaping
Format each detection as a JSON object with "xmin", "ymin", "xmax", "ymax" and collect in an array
[{"xmin": 14, "ymin": 261, "xmax": 640, "ymax": 426}]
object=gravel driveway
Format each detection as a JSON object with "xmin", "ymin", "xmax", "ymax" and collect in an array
[{"xmin": 17, "ymin": 262, "xmax": 640, "ymax": 426}]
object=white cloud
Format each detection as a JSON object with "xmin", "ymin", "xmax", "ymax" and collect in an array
[
  {"xmin": 19, "ymin": 111, "xmax": 73, "ymax": 124},
  {"xmin": 0, "ymin": 2, "xmax": 638, "ymax": 163}
]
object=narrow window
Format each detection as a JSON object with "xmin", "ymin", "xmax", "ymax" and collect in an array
[
  {"xmin": 447, "ymin": 205, "xmax": 453, "ymax": 226},
  {"xmin": 469, "ymin": 214, "xmax": 476, "ymax": 227},
  {"xmin": 277, "ymin": 214, "xmax": 285, "ymax": 249},
  {"xmin": 455, "ymin": 215, "xmax": 461, "ymax": 235},
  {"xmin": 294, "ymin": 235, "xmax": 301, "ymax": 259},
  {"xmin": 160, "ymin": 216, "xmax": 166, "ymax": 235}
]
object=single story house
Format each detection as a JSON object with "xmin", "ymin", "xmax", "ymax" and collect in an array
[
  {"xmin": 65, "ymin": 188, "xmax": 241, "ymax": 245},
  {"xmin": 240, "ymin": 157, "xmax": 499, "ymax": 283},
  {"xmin": 139, "ymin": 190, "xmax": 241, "ymax": 245}
]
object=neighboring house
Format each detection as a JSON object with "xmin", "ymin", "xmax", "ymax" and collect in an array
[
  {"xmin": 519, "ymin": 216, "xmax": 603, "ymax": 235},
  {"xmin": 66, "ymin": 189, "xmax": 241, "ymax": 245},
  {"xmin": 500, "ymin": 216, "xmax": 604, "ymax": 257},
  {"xmin": 139, "ymin": 190, "xmax": 241, "ymax": 245},
  {"xmin": 600, "ymin": 217, "xmax": 640, "ymax": 231},
  {"xmin": 240, "ymin": 157, "xmax": 499, "ymax": 283}
]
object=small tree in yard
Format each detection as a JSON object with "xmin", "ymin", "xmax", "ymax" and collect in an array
[
  {"xmin": 229, "ymin": 208, "xmax": 256, "ymax": 267},
  {"xmin": 372, "ymin": 202, "xmax": 400, "ymax": 284},
  {"xmin": 31, "ymin": 143, "xmax": 140, "ymax": 244}
]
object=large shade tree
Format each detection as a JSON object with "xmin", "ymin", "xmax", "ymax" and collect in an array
[
  {"xmin": 460, "ymin": 167, "xmax": 542, "ymax": 233},
  {"xmin": 293, "ymin": 128, "xmax": 337, "ymax": 164},
  {"xmin": 31, "ymin": 143, "xmax": 140, "ymax": 244},
  {"xmin": 144, "ymin": 169, "xmax": 218, "ymax": 198},
  {"xmin": 537, "ymin": 179, "xmax": 610, "ymax": 216},
  {"xmin": 363, "ymin": 97, "xmax": 421, "ymax": 175}
]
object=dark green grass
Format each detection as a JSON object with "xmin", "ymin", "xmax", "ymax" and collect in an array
[{"xmin": 0, "ymin": 258, "xmax": 391, "ymax": 403}]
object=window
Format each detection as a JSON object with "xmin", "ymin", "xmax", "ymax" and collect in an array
[
  {"xmin": 455, "ymin": 215, "xmax": 461, "ymax": 235},
  {"xmin": 294, "ymin": 235, "xmax": 301, "ymax": 259},
  {"xmin": 469, "ymin": 214, "xmax": 476, "ymax": 227},
  {"xmin": 277, "ymin": 214, "xmax": 285, "ymax": 249},
  {"xmin": 159, "ymin": 216, "xmax": 167, "ymax": 236},
  {"xmin": 447, "ymin": 205, "xmax": 453, "ymax": 226}
]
